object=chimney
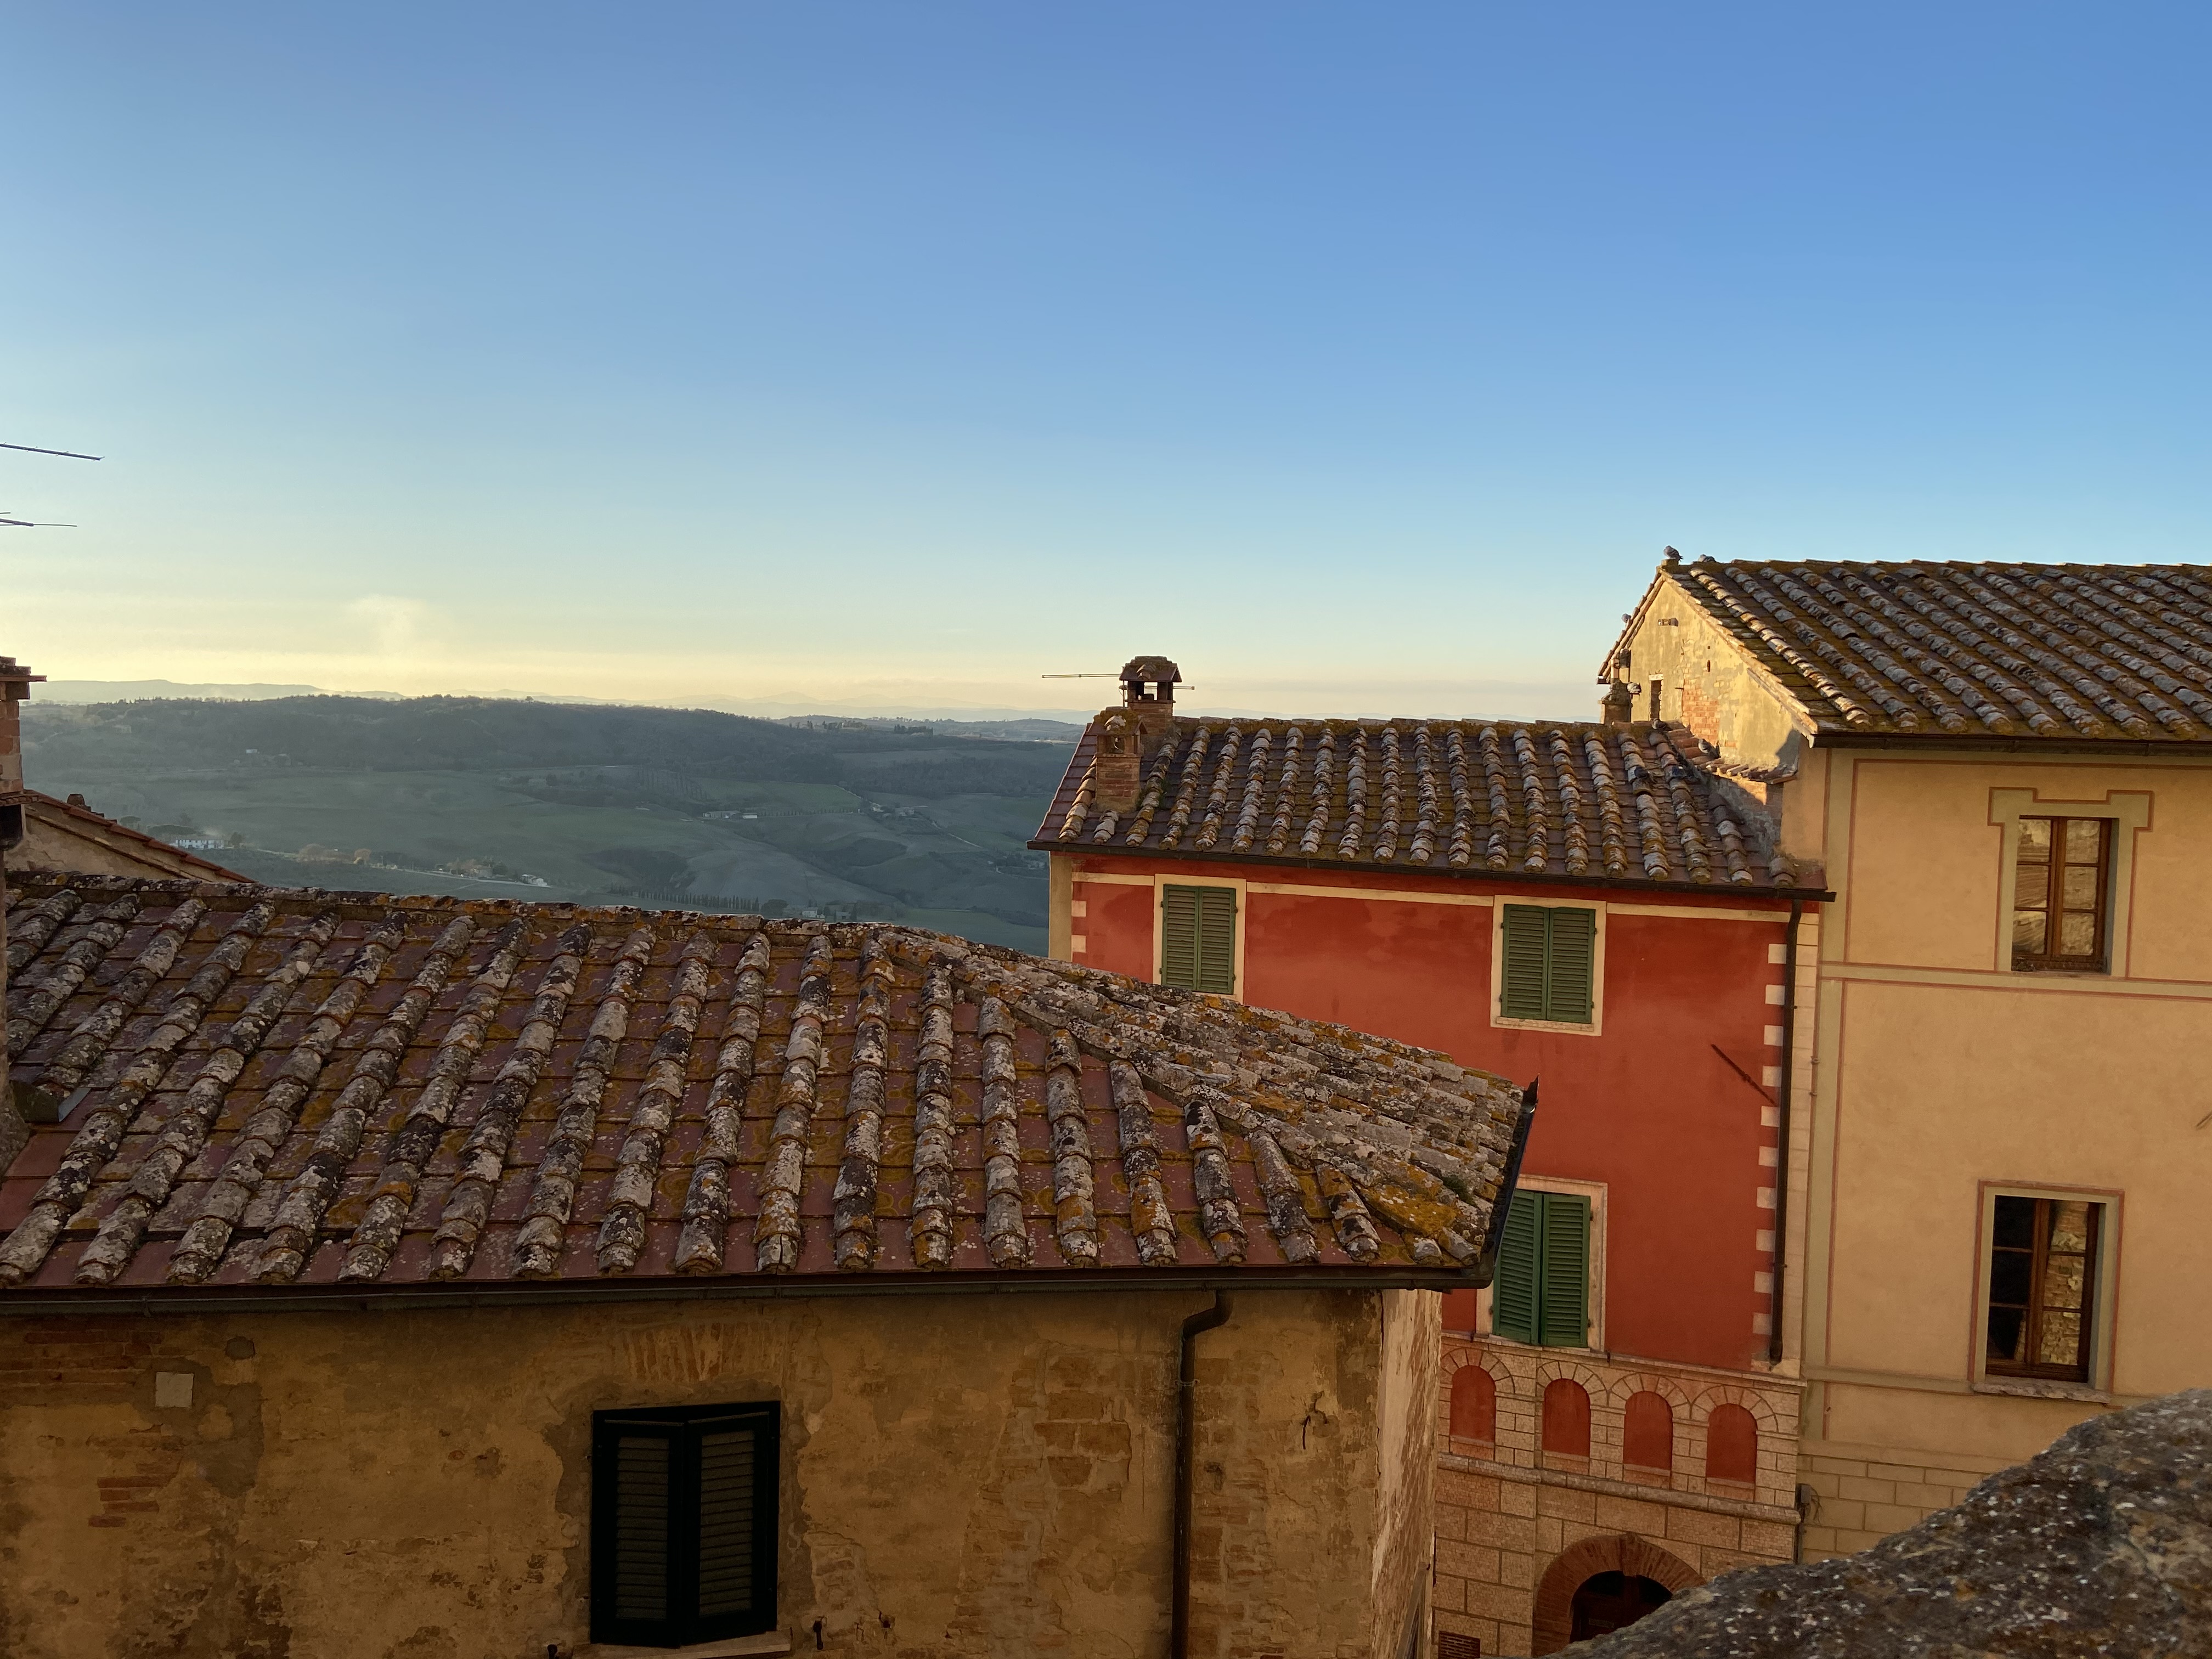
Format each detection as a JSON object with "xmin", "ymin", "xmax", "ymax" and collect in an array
[
  {"xmin": 0, "ymin": 656, "xmax": 41, "ymax": 852},
  {"xmin": 1601, "ymin": 678, "xmax": 1635, "ymax": 725},
  {"xmin": 1094, "ymin": 656, "xmax": 1182, "ymax": 813},
  {"xmin": 0, "ymin": 656, "xmax": 43, "ymax": 1170}
]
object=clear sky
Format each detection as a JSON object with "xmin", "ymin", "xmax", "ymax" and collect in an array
[{"xmin": 6, "ymin": 4, "xmax": 2210, "ymax": 719}]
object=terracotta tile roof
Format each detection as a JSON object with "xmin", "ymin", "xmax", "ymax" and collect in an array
[
  {"xmin": 0, "ymin": 874, "xmax": 1528, "ymax": 1296},
  {"xmin": 1640, "ymin": 558, "xmax": 2212, "ymax": 743},
  {"xmin": 1035, "ymin": 717, "xmax": 1796, "ymax": 890}
]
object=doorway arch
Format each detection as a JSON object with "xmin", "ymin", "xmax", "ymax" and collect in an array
[{"xmin": 1530, "ymin": 1534, "xmax": 1701, "ymax": 1654}]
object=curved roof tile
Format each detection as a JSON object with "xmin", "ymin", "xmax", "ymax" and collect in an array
[{"xmin": 0, "ymin": 874, "xmax": 1528, "ymax": 1295}]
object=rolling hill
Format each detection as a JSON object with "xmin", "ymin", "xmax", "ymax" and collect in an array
[{"xmin": 19, "ymin": 696, "xmax": 1082, "ymax": 951}]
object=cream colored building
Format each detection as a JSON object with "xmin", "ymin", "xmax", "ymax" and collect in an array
[{"xmin": 1611, "ymin": 553, "xmax": 2212, "ymax": 1558}]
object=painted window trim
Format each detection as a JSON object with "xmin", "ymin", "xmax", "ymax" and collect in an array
[
  {"xmin": 1988, "ymin": 789, "xmax": 2149, "ymax": 979},
  {"xmin": 1474, "ymin": 1174, "xmax": 1607, "ymax": 1351},
  {"xmin": 1489, "ymin": 899, "xmax": 1606, "ymax": 1035},
  {"xmin": 1150, "ymin": 874, "xmax": 1246, "ymax": 1000},
  {"xmin": 1968, "ymin": 1181, "xmax": 2121, "ymax": 1393}
]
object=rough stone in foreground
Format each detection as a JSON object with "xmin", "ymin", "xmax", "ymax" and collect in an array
[{"xmin": 1580, "ymin": 1390, "xmax": 2212, "ymax": 1658}]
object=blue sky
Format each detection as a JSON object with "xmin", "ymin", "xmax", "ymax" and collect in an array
[{"xmin": 5, "ymin": 4, "xmax": 2209, "ymax": 717}]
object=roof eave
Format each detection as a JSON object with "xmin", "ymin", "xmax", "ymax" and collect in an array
[
  {"xmin": 1807, "ymin": 730, "xmax": 2212, "ymax": 759},
  {"xmin": 1030, "ymin": 838, "xmax": 1826, "ymax": 902},
  {"xmin": 0, "ymin": 1261, "xmax": 1499, "ymax": 1318}
]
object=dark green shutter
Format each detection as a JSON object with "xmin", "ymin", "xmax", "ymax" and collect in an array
[
  {"xmin": 1500, "ymin": 906, "xmax": 1551, "ymax": 1020},
  {"xmin": 1545, "ymin": 908, "xmax": 1595, "ymax": 1023},
  {"xmin": 594, "ymin": 1404, "xmax": 778, "ymax": 1646},
  {"xmin": 1537, "ymin": 1193, "xmax": 1591, "ymax": 1347},
  {"xmin": 613, "ymin": 1434, "xmax": 672, "ymax": 1623},
  {"xmin": 1499, "ymin": 905, "xmax": 1595, "ymax": 1023},
  {"xmin": 696, "ymin": 1427, "xmax": 757, "ymax": 1617},
  {"xmin": 1160, "ymin": 885, "xmax": 1237, "ymax": 994},
  {"xmin": 1492, "ymin": 1192, "xmax": 1541, "ymax": 1342}
]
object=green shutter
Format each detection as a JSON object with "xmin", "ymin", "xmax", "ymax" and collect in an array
[
  {"xmin": 1537, "ymin": 1193, "xmax": 1590, "ymax": 1347},
  {"xmin": 1193, "ymin": 887, "xmax": 1237, "ymax": 994},
  {"xmin": 1160, "ymin": 887, "xmax": 1199, "ymax": 988},
  {"xmin": 1500, "ymin": 905, "xmax": 1595, "ymax": 1023},
  {"xmin": 1499, "ymin": 906, "xmax": 1551, "ymax": 1020},
  {"xmin": 1544, "ymin": 908, "xmax": 1595, "ymax": 1023},
  {"xmin": 1160, "ymin": 885, "xmax": 1236, "ymax": 993},
  {"xmin": 1492, "ymin": 1192, "xmax": 1541, "ymax": 1343}
]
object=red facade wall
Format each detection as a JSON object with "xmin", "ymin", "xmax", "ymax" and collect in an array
[{"xmin": 1065, "ymin": 856, "xmax": 1794, "ymax": 1373}]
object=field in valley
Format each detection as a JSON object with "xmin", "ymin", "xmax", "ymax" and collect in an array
[{"xmin": 21, "ymin": 697, "xmax": 1082, "ymax": 952}]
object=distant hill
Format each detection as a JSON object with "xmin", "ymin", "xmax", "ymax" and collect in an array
[{"xmin": 21, "ymin": 696, "xmax": 1080, "ymax": 951}]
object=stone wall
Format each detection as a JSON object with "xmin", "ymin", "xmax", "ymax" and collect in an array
[
  {"xmin": 1432, "ymin": 1336, "xmax": 1800, "ymax": 1656},
  {"xmin": 0, "ymin": 1285, "xmax": 1421, "ymax": 1659}
]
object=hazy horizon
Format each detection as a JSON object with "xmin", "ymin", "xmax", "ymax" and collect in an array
[{"xmin": 9, "ymin": 5, "xmax": 2210, "ymax": 708}]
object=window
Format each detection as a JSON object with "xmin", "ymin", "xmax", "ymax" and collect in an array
[
  {"xmin": 1985, "ymin": 1197, "xmax": 2103, "ymax": 1383},
  {"xmin": 1541, "ymin": 1379, "xmax": 1591, "ymax": 1458},
  {"xmin": 2011, "ymin": 816, "xmax": 2111, "ymax": 972},
  {"xmin": 1449, "ymin": 1367, "xmax": 1497, "ymax": 1445},
  {"xmin": 1492, "ymin": 1190, "xmax": 1590, "ymax": 1347},
  {"xmin": 1622, "ymin": 1392, "xmax": 1672, "ymax": 1472},
  {"xmin": 1158, "ymin": 884, "xmax": 1236, "ymax": 994},
  {"xmin": 1705, "ymin": 1404, "xmax": 1758, "ymax": 1486},
  {"xmin": 1498, "ymin": 905, "xmax": 1596, "ymax": 1024},
  {"xmin": 592, "ymin": 1403, "xmax": 778, "ymax": 1647}
]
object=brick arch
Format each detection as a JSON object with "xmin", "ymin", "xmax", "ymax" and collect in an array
[
  {"xmin": 1695, "ymin": 1384, "xmax": 1788, "ymax": 1432},
  {"xmin": 1530, "ymin": 1356, "xmax": 1608, "ymax": 1396},
  {"xmin": 1530, "ymin": 1534, "xmax": 1703, "ymax": 1656},
  {"xmin": 1600, "ymin": 1370, "xmax": 1695, "ymax": 1412}
]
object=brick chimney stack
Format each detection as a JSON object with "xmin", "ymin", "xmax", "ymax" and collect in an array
[
  {"xmin": 0, "ymin": 655, "xmax": 44, "ymax": 1168},
  {"xmin": 1094, "ymin": 655, "xmax": 1182, "ymax": 813}
]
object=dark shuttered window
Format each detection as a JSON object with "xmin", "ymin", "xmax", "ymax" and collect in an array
[
  {"xmin": 1985, "ymin": 1197, "xmax": 2103, "ymax": 1383},
  {"xmin": 1491, "ymin": 1190, "xmax": 1591, "ymax": 1348},
  {"xmin": 1498, "ymin": 905, "xmax": 1596, "ymax": 1024},
  {"xmin": 593, "ymin": 1403, "xmax": 778, "ymax": 1647},
  {"xmin": 1159, "ymin": 884, "xmax": 1237, "ymax": 994}
]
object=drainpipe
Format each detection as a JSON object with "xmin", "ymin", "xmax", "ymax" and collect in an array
[
  {"xmin": 1768, "ymin": 900, "xmax": 1803, "ymax": 1365},
  {"xmin": 1473, "ymin": 1079, "xmax": 1538, "ymax": 1283},
  {"xmin": 1172, "ymin": 1291, "xmax": 1231, "ymax": 1659}
]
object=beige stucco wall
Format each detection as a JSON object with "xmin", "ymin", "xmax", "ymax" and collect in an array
[
  {"xmin": 1617, "ymin": 577, "xmax": 1809, "ymax": 771},
  {"xmin": 1797, "ymin": 748, "xmax": 2212, "ymax": 1553},
  {"xmin": 10, "ymin": 808, "xmax": 242, "ymax": 883},
  {"xmin": 0, "ymin": 1285, "xmax": 1432, "ymax": 1659}
]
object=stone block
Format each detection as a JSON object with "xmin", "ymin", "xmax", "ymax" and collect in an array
[
  {"xmin": 1815, "ymin": 1499, "xmax": 1865, "ymax": 1533},
  {"xmin": 1866, "ymin": 1462, "xmax": 1925, "ymax": 1483},
  {"xmin": 1465, "ymin": 1507, "xmax": 1538, "ymax": 1550},
  {"xmin": 1466, "ymin": 1580, "xmax": 1528, "ymax": 1621},
  {"xmin": 1497, "ymin": 1482, "xmax": 1539, "ymax": 1518},
  {"xmin": 1807, "ymin": 1455, "xmax": 1868, "ymax": 1476},
  {"xmin": 1892, "ymin": 1481, "xmax": 1952, "ymax": 1514},
  {"xmin": 1861, "ymin": 1502, "xmax": 1921, "ymax": 1536},
  {"xmin": 1537, "ymin": 1485, "xmax": 1596, "ymax": 1523},
  {"xmin": 1434, "ymin": 1503, "xmax": 1468, "ymax": 1542},
  {"xmin": 1662, "ymin": 1506, "xmax": 1741, "ymax": 1549},
  {"xmin": 1594, "ymin": 1493, "xmax": 1672, "ymax": 1534},
  {"xmin": 1837, "ymin": 1475, "xmax": 1897, "ymax": 1503},
  {"xmin": 1739, "ymin": 1519, "xmax": 1795, "ymax": 1559},
  {"xmin": 1498, "ymin": 1549, "xmax": 1537, "ymax": 1590},
  {"xmin": 1435, "ymin": 1541, "xmax": 1501, "ymax": 1585},
  {"xmin": 1437, "ymin": 1468, "xmax": 1502, "ymax": 1509}
]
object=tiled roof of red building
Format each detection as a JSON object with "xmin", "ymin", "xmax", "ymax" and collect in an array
[
  {"xmin": 1630, "ymin": 558, "xmax": 2212, "ymax": 743},
  {"xmin": 1035, "ymin": 717, "xmax": 1796, "ymax": 890},
  {"xmin": 0, "ymin": 874, "xmax": 1527, "ymax": 1297}
]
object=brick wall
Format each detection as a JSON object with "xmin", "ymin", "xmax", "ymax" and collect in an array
[
  {"xmin": 1432, "ymin": 1336, "xmax": 1801, "ymax": 1656},
  {"xmin": 1794, "ymin": 1440, "xmax": 2009, "ymax": 1560}
]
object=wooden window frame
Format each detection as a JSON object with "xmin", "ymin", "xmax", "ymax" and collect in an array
[
  {"xmin": 1490, "ymin": 900, "xmax": 1605, "ymax": 1036},
  {"xmin": 1971, "ymin": 1183, "xmax": 2120, "ymax": 1395},
  {"xmin": 2008, "ymin": 815, "xmax": 2113, "ymax": 974},
  {"xmin": 1152, "ymin": 877, "xmax": 1244, "ymax": 998},
  {"xmin": 591, "ymin": 1401, "xmax": 780, "ymax": 1648},
  {"xmin": 1988, "ymin": 790, "xmax": 2150, "ymax": 979}
]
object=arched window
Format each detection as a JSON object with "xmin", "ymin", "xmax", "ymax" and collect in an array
[
  {"xmin": 1449, "ymin": 1366, "xmax": 1496, "ymax": 1444},
  {"xmin": 1706, "ymin": 1403, "xmax": 1758, "ymax": 1485},
  {"xmin": 1622, "ymin": 1391, "xmax": 1673, "ymax": 1471},
  {"xmin": 1441, "ymin": 1289, "xmax": 1480, "ymax": 1335},
  {"xmin": 1541, "ymin": 1379, "xmax": 1590, "ymax": 1459}
]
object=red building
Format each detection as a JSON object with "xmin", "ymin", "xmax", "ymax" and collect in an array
[{"xmin": 1034, "ymin": 659, "xmax": 1821, "ymax": 1656}]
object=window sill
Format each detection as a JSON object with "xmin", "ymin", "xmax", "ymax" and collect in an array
[
  {"xmin": 1972, "ymin": 1376, "xmax": 2111, "ymax": 1404},
  {"xmin": 1491, "ymin": 1014, "xmax": 1599, "ymax": 1037},
  {"xmin": 581, "ymin": 1635, "xmax": 793, "ymax": 1658}
]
